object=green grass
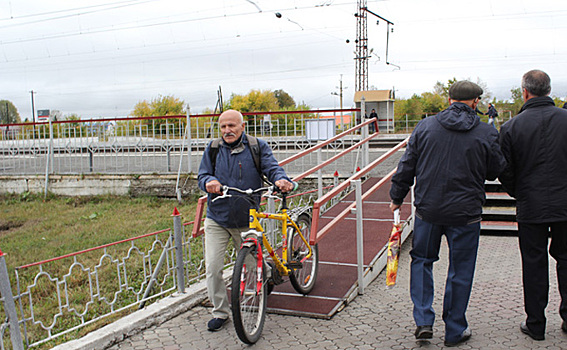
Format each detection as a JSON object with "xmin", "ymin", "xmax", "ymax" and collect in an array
[
  {"xmin": 0, "ymin": 192, "xmax": 198, "ymax": 269},
  {"xmin": 0, "ymin": 192, "xmax": 200, "ymax": 349}
]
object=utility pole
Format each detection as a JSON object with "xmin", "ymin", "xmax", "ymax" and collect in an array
[
  {"xmin": 331, "ymin": 75, "xmax": 347, "ymax": 130},
  {"xmin": 30, "ymin": 90, "xmax": 36, "ymax": 135},
  {"xmin": 354, "ymin": 2, "xmax": 396, "ymax": 92},
  {"xmin": 354, "ymin": 0, "xmax": 368, "ymax": 92}
]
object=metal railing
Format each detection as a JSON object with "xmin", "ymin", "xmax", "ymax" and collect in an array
[
  {"xmin": 0, "ymin": 109, "xmax": 360, "ymax": 177},
  {"xmin": 0, "ymin": 110, "xmax": 404, "ymax": 349}
]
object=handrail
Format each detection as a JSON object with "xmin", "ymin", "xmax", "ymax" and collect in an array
[
  {"xmin": 280, "ymin": 118, "xmax": 377, "ymax": 166},
  {"xmin": 309, "ymin": 137, "xmax": 409, "ymax": 245},
  {"xmin": 190, "ymin": 117, "xmax": 381, "ymax": 237},
  {"xmin": 17, "ymin": 228, "xmax": 171, "ymax": 270},
  {"xmin": 0, "ymin": 108, "xmax": 359, "ymax": 128}
]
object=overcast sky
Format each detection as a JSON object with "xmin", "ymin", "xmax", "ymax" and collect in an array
[{"xmin": 1, "ymin": 0, "xmax": 567, "ymax": 120}]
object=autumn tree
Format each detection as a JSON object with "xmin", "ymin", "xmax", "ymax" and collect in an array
[
  {"xmin": 0, "ymin": 100, "xmax": 21, "ymax": 124},
  {"xmin": 421, "ymin": 92, "xmax": 448, "ymax": 116},
  {"xmin": 227, "ymin": 90, "xmax": 279, "ymax": 114},
  {"xmin": 225, "ymin": 89, "xmax": 308, "ymax": 134},
  {"xmin": 131, "ymin": 95, "xmax": 185, "ymax": 129},
  {"xmin": 274, "ymin": 89, "xmax": 296, "ymax": 109}
]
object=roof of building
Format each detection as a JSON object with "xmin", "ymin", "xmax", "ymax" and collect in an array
[{"xmin": 353, "ymin": 90, "xmax": 395, "ymax": 102}]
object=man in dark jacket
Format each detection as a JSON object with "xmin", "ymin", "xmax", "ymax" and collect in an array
[
  {"xmin": 198, "ymin": 110, "xmax": 293, "ymax": 331},
  {"xmin": 487, "ymin": 103, "xmax": 498, "ymax": 128},
  {"xmin": 499, "ymin": 69, "xmax": 567, "ymax": 341},
  {"xmin": 390, "ymin": 81, "xmax": 505, "ymax": 347}
]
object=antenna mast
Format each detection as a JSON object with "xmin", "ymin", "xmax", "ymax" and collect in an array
[{"xmin": 355, "ymin": 0, "xmax": 368, "ymax": 92}]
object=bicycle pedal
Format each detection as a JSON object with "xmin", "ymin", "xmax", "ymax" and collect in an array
[{"xmin": 286, "ymin": 261, "xmax": 303, "ymax": 269}]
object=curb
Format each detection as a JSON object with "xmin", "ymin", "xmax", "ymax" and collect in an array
[{"xmin": 51, "ymin": 281, "xmax": 207, "ymax": 350}]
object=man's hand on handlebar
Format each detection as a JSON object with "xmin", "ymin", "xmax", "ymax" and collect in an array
[
  {"xmin": 205, "ymin": 179, "xmax": 223, "ymax": 195},
  {"xmin": 275, "ymin": 179, "xmax": 294, "ymax": 193}
]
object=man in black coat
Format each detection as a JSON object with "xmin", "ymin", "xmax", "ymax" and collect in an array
[
  {"xmin": 390, "ymin": 81, "xmax": 505, "ymax": 347},
  {"xmin": 499, "ymin": 69, "xmax": 567, "ymax": 341}
]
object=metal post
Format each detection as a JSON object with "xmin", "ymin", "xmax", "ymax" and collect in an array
[
  {"xmin": 139, "ymin": 236, "xmax": 172, "ymax": 309},
  {"xmin": 186, "ymin": 107, "xmax": 192, "ymax": 174},
  {"xmin": 353, "ymin": 180, "xmax": 365, "ymax": 294},
  {"xmin": 172, "ymin": 208, "xmax": 185, "ymax": 293},
  {"xmin": 361, "ymin": 96, "xmax": 369, "ymax": 168},
  {"xmin": 167, "ymin": 147, "xmax": 171, "ymax": 172},
  {"xmin": 333, "ymin": 171, "xmax": 339, "ymax": 188},
  {"xmin": 317, "ymin": 148, "xmax": 323, "ymax": 199},
  {"xmin": 339, "ymin": 74, "xmax": 344, "ymax": 131},
  {"xmin": 0, "ymin": 250, "xmax": 25, "ymax": 350},
  {"xmin": 44, "ymin": 115, "xmax": 54, "ymax": 198},
  {"xmin": 30, "ymin": 90, "xmax": 36, "ymax": 136}
]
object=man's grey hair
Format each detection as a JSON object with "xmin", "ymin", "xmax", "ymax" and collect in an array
[{"xmin": 522, "ymin": 70, "xmax": 551, "ymax": 97}]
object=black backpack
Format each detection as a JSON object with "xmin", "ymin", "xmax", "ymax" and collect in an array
[{"xmin": 208, "ymin": 135, "xmax": 270, "ymax": 184}]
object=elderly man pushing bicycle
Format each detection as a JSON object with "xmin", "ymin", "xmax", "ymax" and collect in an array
[{"xmin": 198, "ymin": 109, "xmax": 293, "ymax": 331}]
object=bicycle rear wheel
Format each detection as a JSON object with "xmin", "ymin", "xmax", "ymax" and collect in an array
[
  {"xmin": 231, "ymin": 245, "xmax": 267, "ymax": 344},
  {"xmin": 288, "ymin": 213, "xmax": 319, "ymax": 294}
]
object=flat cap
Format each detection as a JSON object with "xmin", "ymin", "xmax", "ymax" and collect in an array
[{"xmin": 449, "ymin": 81, "xmax": 483, "ymax": 101}]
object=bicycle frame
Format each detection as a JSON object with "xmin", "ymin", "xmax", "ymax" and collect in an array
[{"xmin": 248, "ymin": 206, "xmax": 312, "ymax": 277}]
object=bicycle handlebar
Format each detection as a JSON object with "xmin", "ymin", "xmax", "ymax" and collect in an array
[{"xmin": 211, "ymin": 182, "xmax": 298, "ymax": 203}]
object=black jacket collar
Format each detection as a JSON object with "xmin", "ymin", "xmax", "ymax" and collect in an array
[{"xmin": 519, "ymin": 95, "xmax": 555, "ymax": 113}]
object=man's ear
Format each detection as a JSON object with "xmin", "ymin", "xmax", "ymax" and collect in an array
[{"xmin": 522, "ymin": 88, "xmax": 529, "ymax": 101}]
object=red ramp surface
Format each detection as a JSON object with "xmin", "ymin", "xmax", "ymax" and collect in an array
[{"xmin": 265, "ymin": 177, "xmax": 405, "ymax": 318}]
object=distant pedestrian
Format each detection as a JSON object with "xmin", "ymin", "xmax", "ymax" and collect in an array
[
  {"xmin": 486, "ymin": 103, "xmax": 498, "ymax": 128},
  {"xmin": 368, "ymin": 108, "xmax": 378, "ymax": 133},
  {"xmin": 389, "ymin": 81, "xmax": 505, "ymax": 347},
  {"xmin": 499, "ymin": 69, "xmax": 567, "ymax": 341}
]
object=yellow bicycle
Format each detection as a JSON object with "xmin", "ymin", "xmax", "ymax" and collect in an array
[{"xmin": 212, "ymin": 184, "xmax": 319, "ymax": 344}]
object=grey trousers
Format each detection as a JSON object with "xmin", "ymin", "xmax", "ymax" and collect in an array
[{"xmin": 204, "ymin": 217, "xmax": 248, "ymax": 319}]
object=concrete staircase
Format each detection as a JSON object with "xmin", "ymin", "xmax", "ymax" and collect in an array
[{"xmin": 481, "ymin": 180, "xmax": 517, "ymax": 235}]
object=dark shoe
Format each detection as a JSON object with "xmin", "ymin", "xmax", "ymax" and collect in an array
[
  {"xmin": 444, "ymin": 327, "xmax": 471, "ymax": 347},
  {"xmin": 207, "ymin": 317, "xmax": 228, "ymax": 331},
  {"xmin": 562, "ymin": 321, "xmax": 567, "ymax": 334},
  {"xmin": 414, "ymin": 325, "xmax": 433, "ymax": 339},
  {"xmin": 520, "ymin": 321, "xmax": 544, "ymax": 341}
]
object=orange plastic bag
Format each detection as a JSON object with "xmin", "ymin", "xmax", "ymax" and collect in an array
[{"xmin": 386, "ymin": 209, "xmax": 401, "ymax": 287}]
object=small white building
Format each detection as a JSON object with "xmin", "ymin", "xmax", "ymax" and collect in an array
[{"xmin": 354, "ymin": 90, "xmax": 395, "ymax": 133}]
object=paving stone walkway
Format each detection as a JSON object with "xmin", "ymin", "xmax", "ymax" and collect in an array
[{"xmin": 107, "ymin": 235, "xmax": 566, "ymax": 349}]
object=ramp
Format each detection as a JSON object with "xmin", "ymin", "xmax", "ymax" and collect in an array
[{"xmin": 265, "ymin": 177, "xmax": 410, "ymax": 318}]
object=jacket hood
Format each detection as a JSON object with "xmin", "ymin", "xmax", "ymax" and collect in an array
[{"xmin": 436, "ymin": 102, "xmax": 480, "ymax": 131}]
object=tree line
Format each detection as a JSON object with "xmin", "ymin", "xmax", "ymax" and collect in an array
[
  {"xmin": 3, "ymin": 81, "xmax": 567, "ymax": 127},
  {"xmin": 394, "ymin": 78, "xmax": 567, "ymax": 124}
]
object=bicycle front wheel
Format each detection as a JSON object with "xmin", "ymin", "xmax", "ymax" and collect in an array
[
  {"xmin": 231, "ymin": 245, "xmax": 267, "ymax": 344},
  {"xmin": 288, "ymin": 213, "xmax": 319, "ymax": 294}
]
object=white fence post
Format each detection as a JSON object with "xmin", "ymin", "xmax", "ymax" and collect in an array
[
  {"xmin": 186, "ymin": 106, "xmax": 192, "ymax": 174},
  {"xmin": 361, "ymin": 96, "xmax": 369, "ymax": 169},
  {"xmin": 317, "ymin": 148, "xmax": 323, "ymax": 198},
  {"xmin": 172, "ymin": 208, "xmax": 185, "ymax": 293},
  {"xmin": 352, "ymin": 179, "xmax": 365, "ymax": 294},
  {"xmin": 44, "ymin": 115, "xmax": 54, "ymax": 198},
  {"xmin": 0, "ymin": 250, "xmax": 25, "ymax": 350}
]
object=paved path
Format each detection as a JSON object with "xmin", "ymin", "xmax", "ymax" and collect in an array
[{"xmin": 108, "ymin": 235, "xmax": 566, "ymax": 349}]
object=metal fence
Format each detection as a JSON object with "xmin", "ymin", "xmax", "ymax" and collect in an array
[
  {"xmin": 0, "ymin": 189, "xmax": 322, "ymax": 349},
  {"xmin": 0, "ymin": 109, "xmax": 362, "ymax": 177},
  {"xmin": 0, "ymin": 212, "xmax": 215, "ymax": 349},
  {"xmin": 0, "ymin": 113, "xmax": 404, "ymax": 349}
]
